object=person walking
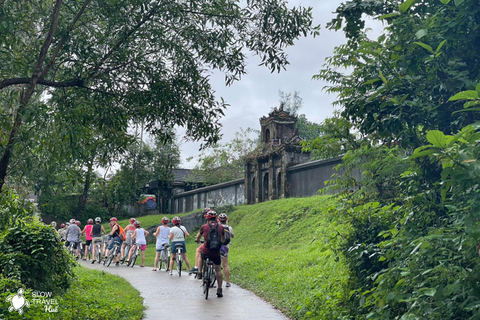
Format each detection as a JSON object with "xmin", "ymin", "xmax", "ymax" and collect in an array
[{"xmin": 218, "ymin": 213, "xmax": 234, "ymax": 287}]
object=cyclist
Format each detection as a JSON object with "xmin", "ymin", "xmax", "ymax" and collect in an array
[
  {"xmin": 121, "ymin": 218, "xmax": 136, "ymax": 263},
  {"xmin": 57, "ymin": 223, "xmax": 65, "ymax": 239},
  {"xmin": 153, "ymin": 217, "xmax": 171, "ymax": 271},
  {"xmin": 50, "ymin": 221, "xmax": 57, "ymax": 229},
  {"xmin": 128, "ymin": 220, "xmax": 149, "ymax": 267},
  {"xmin": 218, "ymin": 213, "xmax": 234, "ymax": 287},
  {"xmin": 105, "ymin": 217, "xmax": 124, "ymax": 266},
  {"xmin": 82, "ymin": 218, "xmax": 94, "ymax": 260},
  {"xmin": 195, "ymin": 211, "xmax": 225, "ymax": 297},
  {"xmin": 90, "ymin": 217, "xmax": 105, "ymax": 264},
  {"xmin": 190, "ymin": 208, "xmax": 211, "ymax": 274},
  {"xmin": 65, "ymin": 218, "xmax": 81, "ymax": 260},
  {"xmin": 168, "ymin": 216, "xmax": 193, "ymax": 275}
]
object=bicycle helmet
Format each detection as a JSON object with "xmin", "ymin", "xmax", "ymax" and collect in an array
[
  {"xmin": 75, "ymin": 220, "xmax": 81, "ymax": 226},
  {"xmin": 206, "ymin": 211, "xmax": 217, "ymax": 220},
  {"xmin": 60, "ymin": 223, "xmax": 65, "ymax": 228},
  {"xmin": 95, "ymin": 217, "xmax": 101, "ymax": 223},
  {"xmin": 172, "ymin": 217, "xmax": 181, "ymax": 225},
  {"xmin": 219, "ymin": 213, "xmax": 228, "ymax": 222},
  {"xmin": 66, "ymin": 222, "xmax": 70, "ymax": 227},
  {"xmin": 134, "ymin": 220, "xmax": 141, "ymax": 227},
  {"xmin": 110, "ymin": 217, "xmax": 117, "ymax": 222},
  {"xmin": 87, "ymin": 218, "xmax": 93, "ymax": 224},
  {"xmin": 129, "ymin": 218, "xmax": 136, "ymax": 224},
  {"xmin": 69, "ymin": 218, "xmax": 76, "ymax": 224},
  {"xmin": 201, "ymin": 207, "xmax": 211, "ymax": 214},
  {"xmin": 50, "ymin": 221, "xmax": 56, "ymax": 227},
  {"xmin": 161, "ymin": 217, "xmax": 169, "ymax": 224}
]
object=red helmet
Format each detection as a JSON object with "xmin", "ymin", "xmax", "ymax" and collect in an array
[
  {"xmin": 110, "ymin": 217, "xmax": 117, "ymax": 222},
  {"xmin": 172, "ymin": 217, "xmax": 181, "ymax": 225},
  {"xmin": 161, "ymin": 217, "xmax": 169, "ymax": 224},
  {"xmin": 75, "ymin": 220, "xmax": 80, "ymax": 226},
  {"xmin": 129, "ymin": 218, "xmax": 136, "ymax": 224},
  {"xmin": 87, "ymin": 218, "xmax": 93, "ymax": 224},
  {"xmin": 206, "ymin": 211, "xmax": 217, "ymax": 220},
  {"xmin": 219, "ymin": 213, "xmax": 228, "ymax": 222},
  {"xmin": 60, "ymin": 223, "xmax": 65, "ymax": 228},
  {"xmin": 134, "ymin": 220, "xmax": 141, "ymax": 227}
]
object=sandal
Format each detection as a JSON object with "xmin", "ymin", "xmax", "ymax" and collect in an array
[{"xmin": 152, "ymin": 268, "xmax": 157, "ymax": 271}]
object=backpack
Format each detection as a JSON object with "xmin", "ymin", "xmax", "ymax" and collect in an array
[
  {"xmin": 206, "ymin": 222, "xmax": 222, "ymax": 250},
  {"xmin": 118, "ymin": 226, "xmax": 126, "ymax": 241},
  {"xmin": 221, "ymin": 225, "xmax": 231, "ymax": 245}
]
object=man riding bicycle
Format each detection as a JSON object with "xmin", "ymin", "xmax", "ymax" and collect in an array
[
  {"xmin": 195, "ymin": 211, "xmax": 225, "ymax": 298},
  {"xmin": 105, "ymin": 217, "xmax": 124, "ymax": 266}
]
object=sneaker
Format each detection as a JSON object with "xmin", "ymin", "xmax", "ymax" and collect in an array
[
  {"xmin": 115, "ymin": 261, "xmax": 119, "ymax": 266},
  {"xmin": 226, "ymin": 282, "xmax": 231, "ymax": 287},
  {"xmin": 169, "ymin": 271, "xmax": 173, "ymax": 275},
  {"xmin": 197, "ymin": 274, "xmax": 202, "ymax": 280},
  {"xmin": 189, "ymin": 267, "xmax": 198, "ymax": 274},
  {"xmin": 91, "ymin": 260, "xmax": 96, "ymax": 264},
  {"xmin": 217, "ymin": 288, "xmax": 223, "ymax": 298}
]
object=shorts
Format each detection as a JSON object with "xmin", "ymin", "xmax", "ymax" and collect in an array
[
  {"xmin": 139, "ymin": 244, "xmax": 146, "ymax": 251},
  {"xmin": 92, "ymin": 237, "xmax": 103, "ymax": 244},
  {"xmin": 201, "ymin": 252, "xmax": 221, "ymax": 266},
  {"xmin": 65, "ymin": 241, "xmax": 79, "ymax": 250},
  {"xmin": 85, "ymin": 240, "xmax": 92, "ymax": 246},
  {"xmin": 171, "ymin": 241, "xmax": 186, "ymax": 254},
  {"xmin": 107, "ymin": 236, "xmax": 122, "ymax": 250},
  {"xmin": 156, "ymin": 243, "xmax": 169, "ymax": 252},
  {"xmin": 220, "ymin": 245, "xmax": 229, "ymax": 257}
]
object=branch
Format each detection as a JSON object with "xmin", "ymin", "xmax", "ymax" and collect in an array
[
  {"xmin": 0, "ymin": 77, "xmax": 84, "ymax": 89},
  {"xmin": 40, "ymin": 0, "xmax": 92, "ymax": 79}
]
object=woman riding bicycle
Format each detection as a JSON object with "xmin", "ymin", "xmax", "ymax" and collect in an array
[{"xmin": 168, "ymin": 217, "xmax": 193, "ymax": 275}]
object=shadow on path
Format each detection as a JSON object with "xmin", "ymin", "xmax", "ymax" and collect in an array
[{"xmin": 80, "ymin": 260, "xmax": 288, "ymax": 320}]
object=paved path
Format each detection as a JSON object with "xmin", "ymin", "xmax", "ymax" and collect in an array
[{"xmin": 80, "ymin": 260, "xmax": 288, "ymax": 320}]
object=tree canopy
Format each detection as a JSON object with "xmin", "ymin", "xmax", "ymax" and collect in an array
[{"xmin": 0, "ymin": 0, "xmax": 318, "ymax": 188}]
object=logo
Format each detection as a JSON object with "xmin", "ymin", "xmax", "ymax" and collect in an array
[{"xmin": 6, "ymin": 288, "xmax": 30, "ymax": 315}]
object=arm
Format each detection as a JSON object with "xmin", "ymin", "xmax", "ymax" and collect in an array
[
  {"xmin": 184, "ymin": 227, "xmax": 189, "ymax": 237},
  {"xmin": 132, "ymin": 230, "xmax": 137, "ymax": 238},
  {"xmin": 101, "ymin": 226, "xmax": 106, "ymax": 235},
  {"xmin": 168, "ymin": 229, "xmax": 173, "ymax": 240},
  {"xmin": 153, "ymin": 226, "xmax": 160, "ymax": 237},
  {"xmin": 144, "ymin": 229, "xmax": 149, "ymax": 236}
]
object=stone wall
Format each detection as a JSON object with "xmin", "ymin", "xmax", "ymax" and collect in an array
[{"xmin": 172, "ymin": 157, "xmax": 353, "ymax": 214}]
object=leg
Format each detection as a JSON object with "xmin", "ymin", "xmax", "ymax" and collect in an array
[
  {"xmin": 141, "ymin": 249, "xmax": 146, "ymax": 266},
  {"xmin": 169, "ymin": 253, "xmax": 176, "ymax": 273},
  {"xmin": 222, "ymin": 256, "xmax": 230, "ymax": 284},
  {"xmin": 154, "ymin": 252, "xmax": 160, "ymax": 269},
  {"xmin": 182, "ymin": 253, "xmax": 191, "ymax": 271},
  {"xmin": 215, "ymin": 264, "xmax": 223, "ymax": 297}
]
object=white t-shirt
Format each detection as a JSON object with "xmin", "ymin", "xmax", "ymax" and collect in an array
[
  {"xmin": 135, "ymin": 228, "xmax": 146, "ymax": 245},
  {"xmin": 156, "ymin": 226, "xmax": 170, "ymax": 249},
  {"xmin": 170, "ymin": 225, "xmax": 187, "ymax": 242}
]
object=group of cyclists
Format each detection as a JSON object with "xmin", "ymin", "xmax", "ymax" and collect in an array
[{"xmin": 51, "ymin": 208, "xmax": 234, "ymax": 298}]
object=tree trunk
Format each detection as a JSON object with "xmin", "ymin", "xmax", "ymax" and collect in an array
[{"xmin": 79, "ymin": 162, "xmax": 93, "ymax": 213}]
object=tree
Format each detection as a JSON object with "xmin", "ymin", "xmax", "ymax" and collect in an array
[
  {"xmin": 317, "ymin": 0, "xmax": 480, "ymax": 148},
  {"xmin": 278, "ymin": 90, "xmax": 322, "ymax": 140},
  {"xmin": 0, "ymin": 0, "xmax": 319, "ymax": 190},
  {"xmin": 187, "ymin": 128, "xmax": 259, "ymax": 185}
]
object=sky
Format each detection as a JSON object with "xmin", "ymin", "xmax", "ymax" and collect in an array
[{"xmin": 177, "ymin": 0, "xmax": 383, "ymax": 169}]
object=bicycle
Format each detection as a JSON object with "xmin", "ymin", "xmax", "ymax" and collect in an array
[
  {"xmin": 127, "ymin": 244, "xmax": 139, "ymax": 267},
  {"xmin": 202, "ymin": 256, "xmax": 217, "ymax": 300},
  {"xmin": 173, "ymin": 243, "xmax": 184, "ymax": 276},
  {"xmin": 68, "ymin": 242, "xmax": 76, "ymax": 258},
  {"xmin": 104, "ymin": 240, "xmax": 121, "ymax": 267},
  {"xmin": 159, "ymin": 243, "xmax": 171, "ymax": 271},
  {"xmin": 120, "ymin": 243, "xmax": 131, "ymax": 265},
  {"xmin": 93, "ymin": 240, "xmax": 103, "ymax": 263}
]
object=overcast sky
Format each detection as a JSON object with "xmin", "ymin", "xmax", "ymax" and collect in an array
[{"xmin": 177, "ymin": 0, "xmax": 383, "ymax": 168}]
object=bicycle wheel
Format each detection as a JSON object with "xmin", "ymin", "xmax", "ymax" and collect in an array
[
  {"xmin": 130, "ymin": 252, "xmax": 137, "ymax": 267},
  {"xmin": 105, "ymin": 251, "xmax": 113, "ymax": 267},
  {"xmin": 176, "ymin": 255, "xmax": 182, "ymax": 276},
  {"xmin": 95, "ymin": 244, "xmax": 101, "ymax": 263},
  {"xmin": 203, "ymin": 265, "xmax": 211, "ymax": 299}
]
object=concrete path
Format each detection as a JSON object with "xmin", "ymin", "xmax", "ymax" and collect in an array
[{"xmin": 80, "ymin": 260, "xmax": 288, "ymax": 320}]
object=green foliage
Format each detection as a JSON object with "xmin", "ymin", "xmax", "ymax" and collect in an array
[
  {"xmin": 318, "ymin": 0, "xmax": 480, "ymax": 148},
  {"xmin": 187, "ymin": 128, "xmax": 259, "ymax": 185}
]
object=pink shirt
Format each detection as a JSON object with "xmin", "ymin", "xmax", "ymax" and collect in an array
[{"xmin": 84, "ymin": 225, "xmax": 93, "ymax": 240}]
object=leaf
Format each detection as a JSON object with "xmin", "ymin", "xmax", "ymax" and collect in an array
[
  {"xmin": 379, "ymin": 70, "xmax": 388, "ymax": 84},
  {"xmin": 415, "ymin": 29, "xmax": 428, "ymax": 39},
  {"xmin": 422, "ymin": 288, "xmax": 437, "ymax": 297},
  {"xmin": 399, "ymin": 0, "xmax": 417, "ymax": 13},
  {"xmin": 449, "ymin": 90, "xmax": 479, "ymax": 101},
  {"xmin": 426, "ymin": 130, "xmax": 448, "ymax": 148},
  {"xmin": 435, "ymin": 40, "xmax": 447, "ymax": 53},
  {"xmin": 414, "ymin": 42, "xmax": 434, "ymax": 53},
  {"xmin": 410, "ymin": 145, "xmax": 436, "ymax": 159},
  {"xmin": 439, "ymin": 0, "xmax": 451, "ymax": 3},
  {"xmin": 379, "ymin": 13, "xmax": 400, "ymax": 20}
]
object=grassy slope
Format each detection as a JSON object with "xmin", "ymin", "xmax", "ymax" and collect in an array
[{"xmin": 118, "ymin": 195, "xmax": 351, "ymax": 319}]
